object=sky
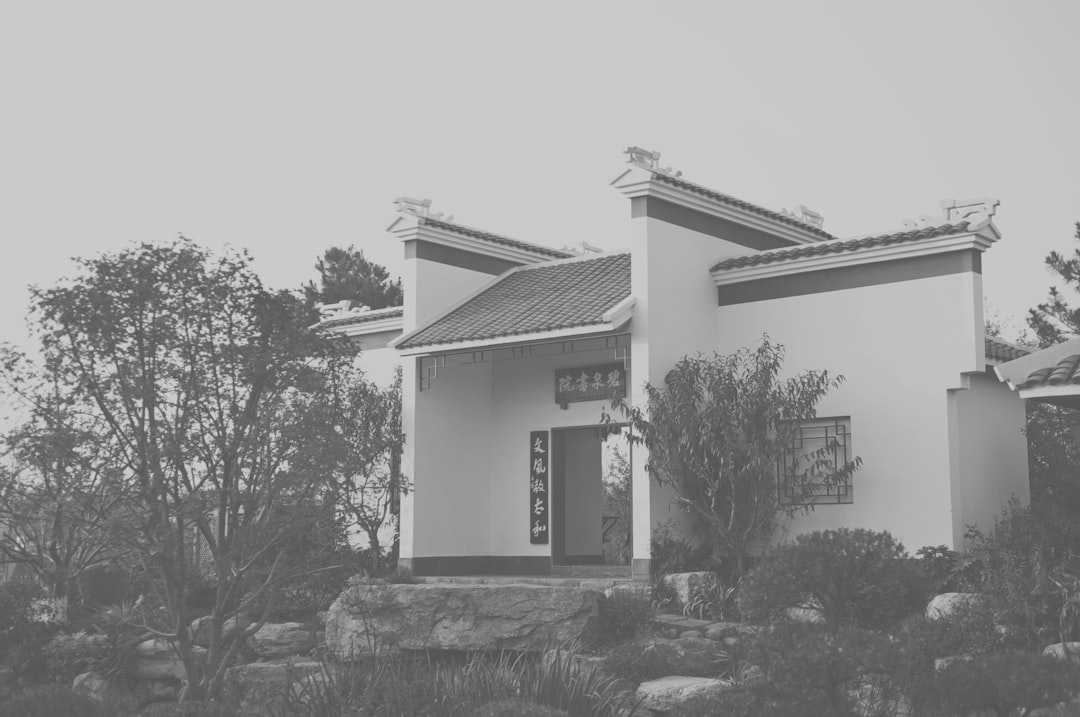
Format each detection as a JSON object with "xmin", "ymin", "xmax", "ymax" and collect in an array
[{"xmin": 1, "ymin": 1, "xmax": 1078, "ymax": 349}]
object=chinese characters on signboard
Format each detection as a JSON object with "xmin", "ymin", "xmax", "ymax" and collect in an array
[
  {"xmin": 529, "ymin": 431, "xmax": 549, "ymax": 545},
  {"xmin": 554, "ymin": 363, "xmax": 627, "ymax": 406}
]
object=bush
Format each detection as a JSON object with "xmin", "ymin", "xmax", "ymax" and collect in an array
[
  {"xmin": 669, "ymin": 685, "xmax": 838, "ymax": 717},
  {"xmin": 41, "ymin": 632, "xmax": 113, "ymax": 684},
  {"xmin": 959, "ymin": 499, "xmax": 1080, "ymax": 647},
  {"xmin": 586, "ymin": 590, "xmax": 654, "ymax": 647},
  {"xmin": 650, "ymin": 522, "xmax": 715, "ymax": 579},
  {"xmin": 0, "ymin": 581, "xmax": 62, "ymax": 687},
  {"xmin": 0, "ymin": 685, "xmax": 105, "ymax": 717},
  {"xmin": 746, "ymin": 622, "xmax": 901, "ymax": 708},
  {"xmin": 738, "ymin": 528, "xmax": 926, "ymax": 630},
  {"xmin": 934, "ymin": 652, "xmax": 1080, "ymax": 716}
]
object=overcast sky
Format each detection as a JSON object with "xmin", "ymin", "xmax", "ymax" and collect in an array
[{"xmin": 2, "ymin": 1, "xmax": 1078, "ymax": 349}]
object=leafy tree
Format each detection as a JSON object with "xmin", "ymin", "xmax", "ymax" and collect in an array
[
  {"xmin": 27, "ymin": 238, "xmax": 352, "ymax": 699},
  {"xmin": 299, "ymin": 363, "xmax": 406, "ymax": 575},
  {"xmin": 0, "ymin": 354, "xmax": 132, "ymax": 614},
  {"xmin": 608, "ymin": 336, "xmax": 858, "ymax": 578},
  {"xmin": 1025, "ymin": 221, "xmax": 1080, "ymax": 511},
  {"xmin": 303, "ymin": 245, "xmax": 402, "ymax": 310}
]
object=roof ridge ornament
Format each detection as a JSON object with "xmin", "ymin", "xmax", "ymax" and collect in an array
[
  {"xmin": 559, "ymin": 241, "xmax": 604, "ymax": 256},
  {"xmin": 394, "ymin": 197, "xmax": 454, "ymax": 223},
  {"xmin": 624, "ymin": 146, "xmax": 682, "ymax": 178},
  {"xmin": 901, "ymin": 198, "xmax": 999, "ymax": 230},
  {"xmin": 781, "ymin": 204, "xmax": 825, "ymax": 229}
]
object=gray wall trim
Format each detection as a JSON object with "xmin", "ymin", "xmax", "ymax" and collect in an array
[
  {"xmin": 399, "ymin": 556, "xmax": 553, "ymax": 576},
  {"xmin": 631, "ymin": 558, "xmax": 652, "ymax": 580},
  {"xmin": 632, "ymin": 196, "xmax": 798, "ymax": 251},
  {"xmin": 405, "ymin": 239, "xmax": 523, "ymax": 275},
  {"xmin": 716, "ymin": 249, "xmax": 981, "ymax": 306}
]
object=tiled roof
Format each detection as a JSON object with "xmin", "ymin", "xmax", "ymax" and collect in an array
[
  {"xmin": 1019, "ymin": 353, "xmax": 1080, "ymax": 389},
  {"xmin": 316, "ymin": 306, "xmax": 403, "ymax": 330},
  {"xmin": 397, "ymin": 252, "xmax": 631, "ymax": 350},
  {"xmin": 419, "ymin": 217, "xmax": 574, "ymax": 260},
  {"xmin": 710, "ymin": 222, "xmax": 971, "ymax": 272},
  {"xmin": 651, "ymin": 173, "xmax": 836, "ymax": 241},
  {"xmin": 984, "ymin": 336, "xmax": 1030, "ymax": 364}
]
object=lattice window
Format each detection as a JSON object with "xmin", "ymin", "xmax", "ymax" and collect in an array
[{"xmin": 778, "ymin": 416, "xmax": 854, "ymax": 505}]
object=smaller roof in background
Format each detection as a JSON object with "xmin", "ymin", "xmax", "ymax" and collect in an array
[
  {"xmin": 984, "ymin": 335, "xmax": 1030, "ymax": 365},
  {"xmin": 314, "ymin": 305, "xmax": 403, "ymax": 330},
  {"xmin": 396, "ymin": 252, "xmax": 631, "ymax": 351}
]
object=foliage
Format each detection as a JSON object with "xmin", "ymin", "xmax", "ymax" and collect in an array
[
  {"xmin": 0, "ymin": 580, "xmax": 61, "ymax": 686},
  {"xmin": 1027, "ymin": 222, "xmax": 1080, "ymax": 347},
  {"xmin": 24, "ymin": 238, "xmax": 357, "ymax": 699},
  {"xmin": 607, "ymin": 337, "xmax": 858, "ymax": 578},
  {"xmin": 601, "ymin": 443, "xmax": 631, "ymax": 566},
  {"xmin": 0, "ymin": 685, "xmax": 107, "ymax": 717},
  {"xmin": 739, "ymin": 529, "xmax": 926, "ymax": 630},
  {"xmin": 960, "ymin": 498, "xmax": 1080, "ymax": 647},
  {"xmin": 303, "ymin": 245, "xmax": 403, "ymax": 311},
  {"xmin": 41, "ymin": 632, "xmax": 113, "ymax": 684},
  {"xmin": 668, "ymin": 685, "xmax": 838, "ymax": 717},
  {"xmin": 744, "ymin": 622, "xmax": 903, "ymax": 715},
  {"xmin": 298, "ymin": 364, "xmax": 406, "ymax": 577},
  {"xmin": 603, "ymin": 637, "xmax": 728, "ymax": 682},
  {"xmin": 474, "ymin": 700, "xmax": 569, "ymax": 717},
  {"xmin": 933, "ymin": 652, "xmax": 1080, "ymax": 716},
  {"xmin": 649, "ymin": 521, "xmax": 715, "ymax": 580},
  {"xmin": 272, "ymin": 647, "xmax": 638, "ymax": 717},
  {"xmin": 586, "ymin": 590, "xmax": 654, "ymax": 648},
  {"xmin": 683, "ymin": 576, "xmax": 740, "ymax": 621},
  {"xmin": 915, "ymin": 544, "xmax": 962, "ymax": 594},
  {"xmin": 0, "ymin": 352, "xmax": 133, "ymax": 612}
]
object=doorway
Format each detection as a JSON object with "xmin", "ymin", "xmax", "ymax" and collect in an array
[{"xmin": 551, "ymin": 425, "xmax": 631, "ymax": 566}]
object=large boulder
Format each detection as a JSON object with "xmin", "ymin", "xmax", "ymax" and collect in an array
[
  {"xmin": 926, "ymin": 593, "xmax": 982, "ymax": 620},
  {"xmin": 638, "ymin": 637, "xmax": 727, "ymax": 677},
  {"xmin": 661, "ymin": 572, "xmax": 718, "ymax": 608},
  {"xmin": 72, "ymin": 671, "xmax": 109, "ymax": 701},
  {"xmin": 250, "ymin": 622, "xmax": 316, "ymax": 659},
  {"xmin": 224, "ymin": 660, "xmax": 324, "ymax": 716},
  {"xmin": 325, "ymin": 582, "xmax": 599, "ymax": 656},
  {"xmin": 635, "ymin": 675, "xmax": 729, "ymax": 713},
  {"xmin": 127, "ymin": 638, "xmax": 207, "ymax": 681},
  {"xmin": 1044, "ymin": 642, "xmax": 1080, "ymax": 663},
  {"xmin": 190, "ymin": 614, "xmax": 244, "ymax": 648}
]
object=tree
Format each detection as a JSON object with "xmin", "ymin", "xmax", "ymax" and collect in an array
[
  {"xmin": 1025, "ymin": 221, "xmax": 1080, "ymax": 511},
  {"xmin": 298, "ymin": 363, "xmax": 406, "ymax": 575},
  {"xmin": 0, "ymin": 355, "xmax": 132, "ymax": 615},
  {"xmin": 608, "ymin": 337, "xmax": 859, "ymax": 578},
  {"xmin": 28, "ymin": 239, "xmax": 352, "ymax": 699},
  {"xmin": 303, "ymin": 245, "xmax": 402, "ymax": 310}
]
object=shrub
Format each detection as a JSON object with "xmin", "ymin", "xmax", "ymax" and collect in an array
[
  {"xmin": 0, "ymin": 581, "xmax": 62, "ymax": 686},
  {"xmin": 746, "ymin": 622, "xmax": 901, "ymax": 707},
  {"xmin": 669, "ymin": 685, "xmax": 838, "ymax": 717},
  {"xmin": 0, "ymin": 685, "xmax": 105, "ymax": 717},
  {"xmin": 41, "ymin": 632, "xmax": 113, "ymax": 684},
  {"xmin": 521, "ymin": 645, "xmax": 638, "ymax": 717},
  {"xmin": 915, "ymin": 544, "xmax": 961, "ymax": 593},
  {"xmin": 933, "ymin": 651, "xmax": 1080, "ymax": 716},
  {"xmin": 587, "ymin": 590, "xmax": 654, "ymax": 647},
  {"xmin": 650, "ymin": 522, "xmax": 715, "ymax": 579},
  {"xmin": 738, "ymin": 528, "xmax": 926, "ymax": 630}
]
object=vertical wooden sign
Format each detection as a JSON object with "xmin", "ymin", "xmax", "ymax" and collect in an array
[{"xmin": 529, "ymin": 431, "xmax": 549, "ymax": 544}]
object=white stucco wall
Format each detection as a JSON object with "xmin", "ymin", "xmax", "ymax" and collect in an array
[
  {"xmin": 353, "ymin": 336, "xmax": 402, "ymax": 387},
  {"xmin": 714, "ymin": 269, "xmax": 988, "ymax": 551},
  {"xmin": 948, "ymin": 370, "xmax": 1030, "ymax": 547}
]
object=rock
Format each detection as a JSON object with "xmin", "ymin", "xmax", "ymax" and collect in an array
[
  {"xmin": 679, "ymin": 630, "xmax": 703, "ymax": 639},
  {"xmin": 1045, "ymin": 643, "xmax": 1080, "ymax": 663},
  {"xmin": 325, "ymin": 583, "xmax": 598, "ymax": 656},
  {"xmin": 785, "ymin": 605, "xmax": 825, "ymax": 624},
  {"xmin": 190, "ymin": 614, "xmax": 244, "ymax": 648},
  {"xmin": 128, "ymin": 638, "xmax": 207, "ymax": 681},
  {"xmin": 703, "ymin": 622, "xmax": 739, "ymax": 642},
  {"xmin": 250, "ymin": 622, "xmax": 315, "ymax": 659},
  {"xmin": 224, "ymin": 660, "xmax": 324, "ymax": 716},
  {"xmin": 635, "ymin": 675, "xmax": 729, "ymax": 713},
  {"xmin": 926, "ymin": 593, "xmax": 982, "ymax": 620},
  {"xmin": 661, "ymin": 572, "xmax": 718, "ymax": 608},
  {"xmin": 722, "ymin": 637, "xmax": 739, "ymax": 648},
  {"xmin": 72, "ymin": 671, "xmax": 109, "ymax": 701}
]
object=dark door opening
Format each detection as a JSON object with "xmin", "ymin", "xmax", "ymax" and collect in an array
[{"xmin": 551, "ymin": 425, "xmax": 631, "ymax": 566}]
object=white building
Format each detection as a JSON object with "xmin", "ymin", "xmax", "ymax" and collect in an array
[{"xmin": 319, "ymin": 148, "xmax": 1031, "ymax": 579}]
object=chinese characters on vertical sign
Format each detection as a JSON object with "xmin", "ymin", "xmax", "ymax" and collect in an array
[
  {"xmin": 529, "ymin": 431, "xmax": 549, "ymax": 544},
  {"xmin": 554, "ymin": 363, "xmax": 627, "ymax": 406}
]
